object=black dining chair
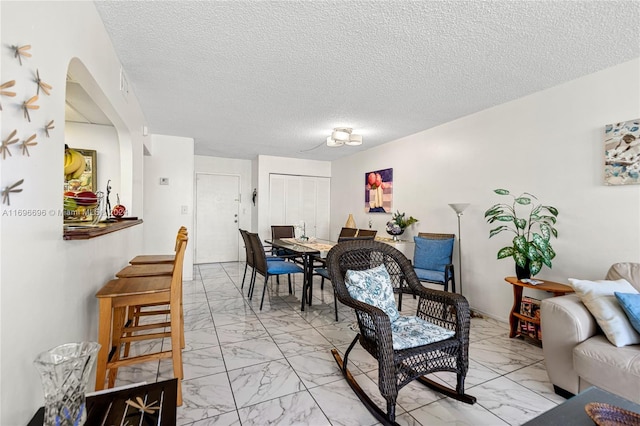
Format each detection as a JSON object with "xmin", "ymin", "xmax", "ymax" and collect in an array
[
  {"xmin": 239, "ymin": 229, "xmax": 286, "ymax": 293},
  {"xmin": 246, "ymin": 232, "xmax": 305, "ymax": 310},
  {"xmin": 339, "ymin": 227, "xmax": 358, "ymax": 238},
  {"xmin": 356, "ymin": 229, "xmax": 377, "ymax": 238},
  {"xmin": 270, "ymin": 225, "xmax": 296, "ymax": 255},
  {"xmin": 314, "ymin": 235, "xmax": 376, "ymax": 321}
]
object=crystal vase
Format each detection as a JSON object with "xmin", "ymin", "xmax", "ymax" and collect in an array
[{"xmin": 34, "ymin": 342, "xmax": 100, "ymax": 426}]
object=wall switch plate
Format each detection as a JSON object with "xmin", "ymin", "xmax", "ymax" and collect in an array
[
  {"xmin": 159, "ymin": 177, "xmax": 169, "ymax": 185},
  {"xmin": 181, "ymin": 205, "xmax": 188, "ymax": 214}
]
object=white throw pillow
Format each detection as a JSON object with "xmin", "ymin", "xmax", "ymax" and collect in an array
[{"xmin": 568, "ymin": 278, "xmax": 640, "ymax": 347}]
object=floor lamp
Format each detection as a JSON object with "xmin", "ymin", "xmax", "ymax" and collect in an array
[{"xmin": 449, "ymin": 203, "xmax": 470, "ymax": 296}]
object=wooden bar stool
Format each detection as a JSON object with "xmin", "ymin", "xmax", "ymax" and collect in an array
[
  {"xmin": 95, "ymin": 234, "xmax": 187, "ymax": 406},
  {"xmin": 116, "ymin": 235, "xmax": 189, "ymax": 353},
  {"xmin": 129, "ymin": 226, "xmax": 187, "ymax": 265}
]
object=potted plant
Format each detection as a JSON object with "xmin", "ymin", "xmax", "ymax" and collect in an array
[
  {"xmin": 386, "ymin": 211, "xmax": 418, "ymax": 241},
  {"xmin": 484, "ymin": 189, "xmax": 559, "ymax": 279}
]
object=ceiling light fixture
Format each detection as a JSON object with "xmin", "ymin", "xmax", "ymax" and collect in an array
[{"xmin": 326, "ymin": 127, "xmax": 363, "ymax": 147}]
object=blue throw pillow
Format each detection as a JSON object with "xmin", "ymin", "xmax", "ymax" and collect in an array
[
  {"xmin": 345, "ymin": 264, "xmax": 400, "ymax": 322},
  {"xmin": 615, "ymin": 292, "xmax": 640, "ymax": 335},
  {"xmin": 413, "ymin": 236, "xmax": 454, "ymax": 272}
]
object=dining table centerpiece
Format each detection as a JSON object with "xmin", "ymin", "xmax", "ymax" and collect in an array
[{"xmin": 386, "ymin": 210, "xmax": 418, "ymax": 241}]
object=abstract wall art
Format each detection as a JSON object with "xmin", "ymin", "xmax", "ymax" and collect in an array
[
  {"xmin": 604, "ymin": 119, "xmax": 640, "ymax": 185},
  {"xmin": 365, "ymin": 168, "xmax": 393, "ymax": 213}
]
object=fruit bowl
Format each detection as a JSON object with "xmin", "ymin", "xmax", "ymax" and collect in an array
[{"xmin": 63, "ymin": 191, "xmax": 103, "ymax": 225}]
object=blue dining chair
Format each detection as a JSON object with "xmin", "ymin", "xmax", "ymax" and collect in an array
[
  {"xmin": 246, "ymin": 232, "xmax": 305, "ymax": 310},
  {"xmin": 413, "ymin": 233, "xmax": 456, "ymax": 293},
  {"xmin": 239, "ymin": 229, "xmax": 284, "ymax": 292}
]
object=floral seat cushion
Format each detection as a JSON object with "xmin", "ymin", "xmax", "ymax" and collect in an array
[
  {"xmin": 345, "ymin": 264, "xmax": 400, "ymax": 322},
  {"xmin": 391, "ymin": 316, "xmax": 455, "ymax": 350}
]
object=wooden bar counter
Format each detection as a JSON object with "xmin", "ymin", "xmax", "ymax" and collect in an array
[{"xmin": 63, "ymin": 218, "xmax": 142, "ymax": 240}]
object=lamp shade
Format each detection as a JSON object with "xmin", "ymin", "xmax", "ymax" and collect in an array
[
  {"xmin": 449, "ymin": 203, "xmax": 470, "ymax": 214},
  {"xmin": 332, "ymin": 129, "xmax": 350, "ymax": 141},
  {"xmin": 326, "ymin": 136, "xmax": 344, "ymax": 147},
  {"xmin": 345, "ymin": 134, "xmax": 362, "ymax": 146}
]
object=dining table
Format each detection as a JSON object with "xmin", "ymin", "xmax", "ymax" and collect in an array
[{"xmin": 266, "ymin": 238, "xmax": 336, "ymax": 311}]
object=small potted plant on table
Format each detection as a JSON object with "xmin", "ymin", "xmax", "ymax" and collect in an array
[{"xmin": 386, "ymin": 211, "xmax": 418, "ymax": 241}]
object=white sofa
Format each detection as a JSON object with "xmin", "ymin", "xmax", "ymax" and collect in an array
[{"xmin": 540, "ymin": 262, "xmax": 640, "ymax": 403}]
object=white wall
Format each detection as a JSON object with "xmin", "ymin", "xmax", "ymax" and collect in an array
[
  {"xmin": 1, "ymin": 2, "xmax": 147, "ymax": 423},
  {"xmin": 65, "ymin": 122, "xmax": 121, "ymax": 201},
  {"xmin": 143, "ymin": 134, "xmax": 195, "ymax": 279},
  {"xmin": 256, "ymin": 155, "xmax": 331, "ymax": 240},
  {"xmin": 194, "ymin": 155, "xmax": 253, "ymax": 261},
  {"xmin": 332, "ymin": 58, "xmax": 640, "ymax": 321}
]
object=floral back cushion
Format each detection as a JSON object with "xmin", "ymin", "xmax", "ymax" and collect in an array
[{"xmin": 345, "ymin": 264, "xmax": 400, "ymax": 322}]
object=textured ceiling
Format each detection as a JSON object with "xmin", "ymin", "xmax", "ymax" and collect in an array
[{"xmin": 94, "ymin": 1, "xmax": 640, "ymax": 161}]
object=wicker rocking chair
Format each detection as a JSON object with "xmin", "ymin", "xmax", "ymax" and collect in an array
[{"xmin": 326, "ymin": 240, "xmax": 476, "ymax": 425}]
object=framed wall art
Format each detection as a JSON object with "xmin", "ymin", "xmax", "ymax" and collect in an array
[
  {"xmin": 365, "ymin": 168, "xmax": 393, "ymax": 213},
  {"xmin": 604, "ymin": 119, "xmax": 640, "ymax": 185}
]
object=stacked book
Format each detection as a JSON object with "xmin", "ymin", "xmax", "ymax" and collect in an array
[{"xmin": 519, "ymin": 296, "xmax": 542, "ymax": 340}]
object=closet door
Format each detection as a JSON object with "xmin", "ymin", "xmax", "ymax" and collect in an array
[
  {"xmin": 301, "ymin": 177, "xmax": 318, "ymax": 237},
  {"xmin": 269, "ymin": 174, "xmax": 286, "ymax": 226},
  {"xmin": 315, "ymin": 178, "xmax": 330, "ymax": 239},
  {"xmin": 285, "ymin": 176, "xmax": 302, "ymax": 226},
  {"xmin": 268, "ymin": 174, "xmax": 331, "ymax": 240}
]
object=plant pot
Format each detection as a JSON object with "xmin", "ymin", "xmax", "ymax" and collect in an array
[
  {"xmin": 516, "ymin": 261, "xmax": 531, "ymax": 280},
  {"xmin": 386, "ymin": 228, "xmax": 404, "ymax": 241}
]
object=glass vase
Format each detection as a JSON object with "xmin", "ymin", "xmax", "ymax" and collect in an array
[{"xmin": 34, "ymin": 342, "xmax": 100, "ymax": 426}]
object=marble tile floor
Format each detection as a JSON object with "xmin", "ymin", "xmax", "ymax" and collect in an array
[{"xmin": 114, "ymin": 262, "xmax": 566, "ymax": 425}]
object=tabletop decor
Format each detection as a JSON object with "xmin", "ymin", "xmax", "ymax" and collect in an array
[
  {"xmin": 34, "ymin": 341, "xmax": 100, "ymax": 426},
  {"xmin": 345, "ymin": 213, "xmax": 356, "ymax": 229},
  {"xmin": 485, "ymin": 188, "xmax": 558, "ymax": 279},
  {"xmin": 386, "ymin": 210, "xmax": 418, "ymax": 241},
  {"xmin": 295, "ymin": 220, "xmax": 308, "ymax": 241},
  {"xmin": 585, "ymin": 401, "xmax": 640, "ymax": 425}
]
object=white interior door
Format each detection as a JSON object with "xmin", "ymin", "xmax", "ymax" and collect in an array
[{"xmin": 195, "ymin": 173, "xmax": 240, "ymax": 263}]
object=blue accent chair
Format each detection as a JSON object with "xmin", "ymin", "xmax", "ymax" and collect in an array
[
  {"xmin": 413, "ymin": 233, "xmax": 456, "ymax": 293},
  {"xmin": 246, "ymin": 232, "xmax": 305, "ymax": 310}
]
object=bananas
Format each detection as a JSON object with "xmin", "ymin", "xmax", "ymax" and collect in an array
[{"xmin": 64, "ymin": 148, "xmax": 86, "ymax": 180}]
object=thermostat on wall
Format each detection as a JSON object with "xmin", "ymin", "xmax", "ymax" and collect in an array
[{"xmin": 159, "ymin": 177, "xmax": 169, "ymax": 185}]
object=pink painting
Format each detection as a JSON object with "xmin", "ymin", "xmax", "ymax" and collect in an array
[{"xmin": 365, "ymin": 168, "xmax": 393, "ymax": 213}]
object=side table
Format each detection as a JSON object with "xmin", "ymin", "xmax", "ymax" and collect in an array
[{"xmin": 504, "ymin": 276, "xmax": 573, "ymax": 345}]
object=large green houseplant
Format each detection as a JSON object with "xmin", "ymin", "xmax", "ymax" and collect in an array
[{"xmin": 484, "ymin": 189, "xmax": 559, "ymax": 278}]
